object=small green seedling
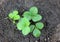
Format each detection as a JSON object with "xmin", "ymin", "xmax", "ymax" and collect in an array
[
  {"xmin": 32, "ymin": 22, "xmax": 44, "ymax": 37},
  {"xmin": 8, "ymin": 10, "xmax": 20, "ymax": 21},
  {"xmin": 23, "ymin": 7, "xmax": 42, "ymax": 22},
  {"xmin": 17, "ymin": 17, "xmax": 30, "ymax": 30},
  {"xmin": 30, "ymin": 22, "xmax": 44, "ymax": 37},
  {"xmin": 8, "ymin": 7, "xmax": 44, "ymax": 38},
  {"xmin": 17, "ymin": 17, "xmax": 30, "ymax": 35}
]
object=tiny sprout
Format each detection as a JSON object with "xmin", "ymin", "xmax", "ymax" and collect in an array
[
  {"xmin": 17, "ymin": 17, "xmax": 30, "ymax": 35},
  {"xmin": 23, "ymin": 7, "xmax": 42, "ymax": 22},
  {"xmin": 17, "ymin": 17, "xmax": 30, "ymax": 30},
  {"xmin": 8, "ymin": 10, "xmax": 20, "ymax": 21}
]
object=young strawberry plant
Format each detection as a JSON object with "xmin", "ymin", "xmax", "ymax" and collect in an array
[{"xmin": 8, "ymin": 7, "xmax": 44, "ymax": 38}]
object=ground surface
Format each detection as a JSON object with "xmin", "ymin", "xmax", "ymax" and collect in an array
[{"xmin": 0, "ymin": 0, "xmax": 60, "ymax": 42}]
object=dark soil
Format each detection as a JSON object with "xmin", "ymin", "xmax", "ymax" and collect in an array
[{"xmin": 0, "ymin": 0, "xmax": 60, "ymax": 42}]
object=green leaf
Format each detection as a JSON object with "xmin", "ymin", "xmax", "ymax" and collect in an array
[
  {"xmin": 29, "ymin": 7, "xmax": 38, "ymax": 14},
  {"xmin": 21, "ymin": 17, "xmax": 30, "ymax": 27},
  {"xmin": 23, "ymin": 11, "xmax": 31, "ymax": 20},
  {"xmin": 17, "ymin": 21, "xmax": 24, "ymax": 30},
  {"xmin": 22, "ymin": 27, "xmax": 30, "ymax": 35},
  {"xmin": 13, "ymin": 10, "xmax": 18, "ymax": 15},
  {"xmin": 16, "ymin": 17, "xmax": 30, "ymax": 30},
  {"xmin": 33, "ymin": 28, "xmax": 41, "ymax": 37},
  {"xmin": 8, "ymin": 13, "xmax": 14, "ymax": 19},
  {"xmin": 32, "ymin": 14, "xmax": 42, "ymax": 22},
  {"xmin": 36, "ymin": 22, "xmax": 44, "ymax": 29},
  {"xmin": 30, "ymin": 25, "xmax": 35, "ymax": 32},
  {"xmin": 13, "ymin": 15, "xmax": 20, "ymax": 20}
]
